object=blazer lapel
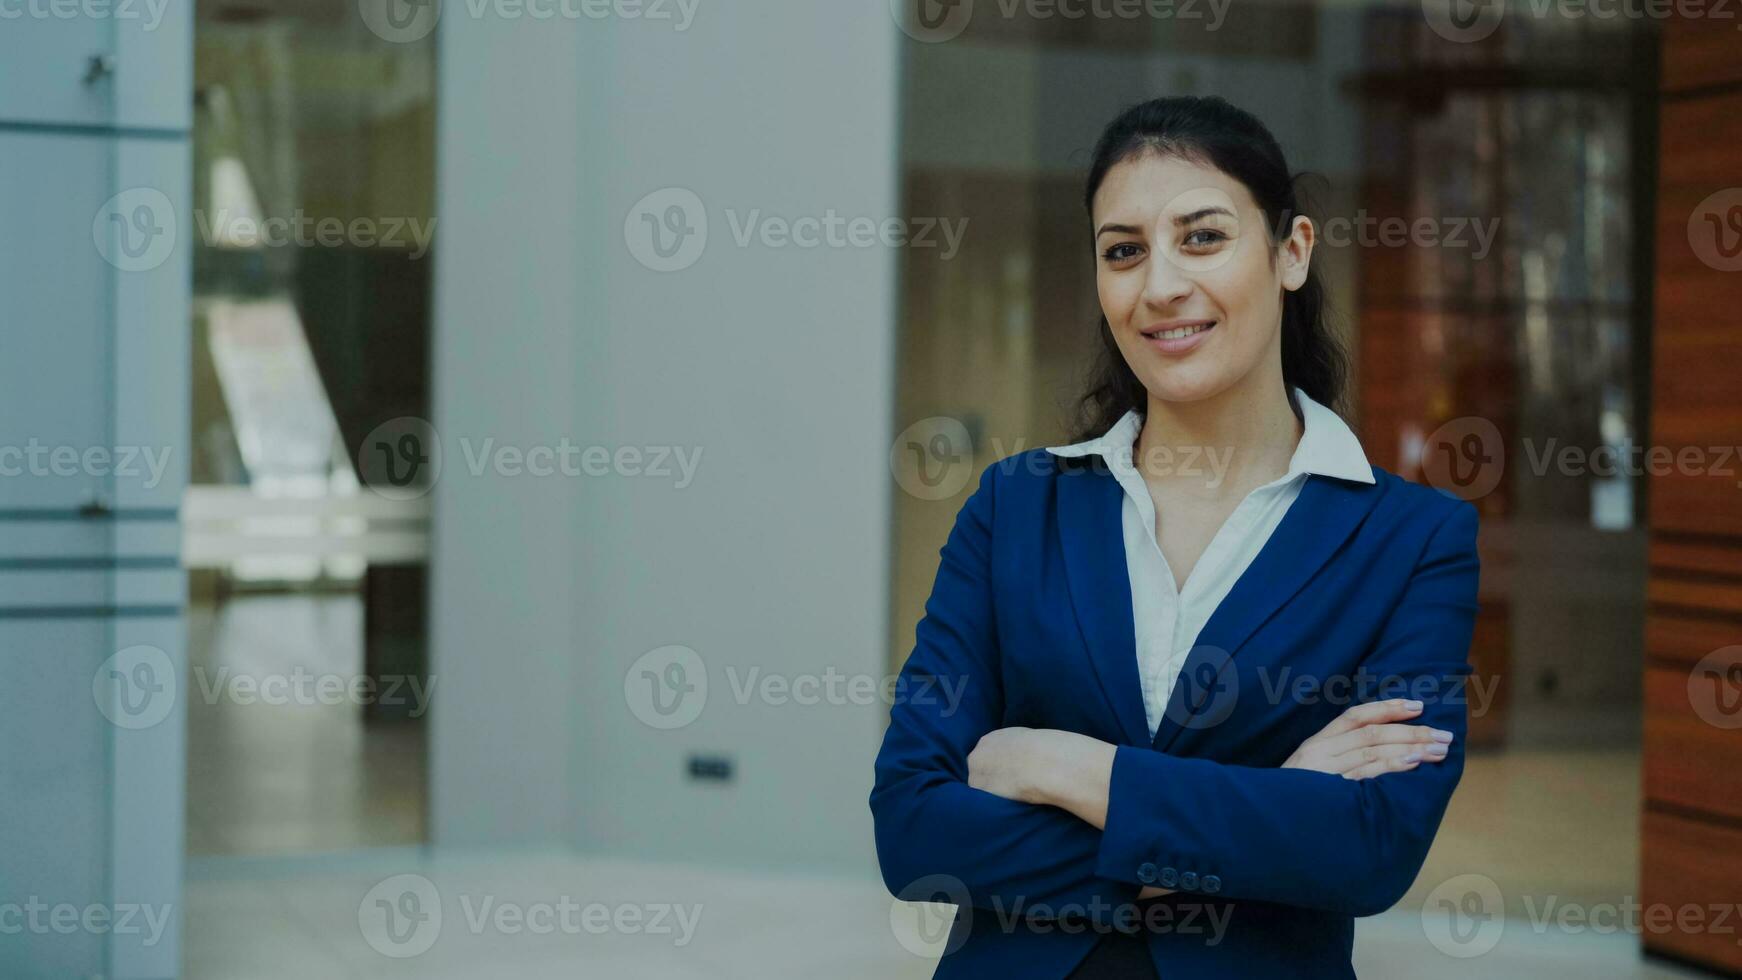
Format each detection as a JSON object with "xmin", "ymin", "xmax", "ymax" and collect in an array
[
  {"xmin": 1056, "ymin": 463, "xmax": 1152, "ymax": 748},
  {"xmin": 1151, "ymin": 473, "xmax": 1382, "ymax": 754}
]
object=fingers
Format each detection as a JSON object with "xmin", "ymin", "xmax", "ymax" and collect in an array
[
  {"xmin": 1341, "ymin": 748, "xmax": 1425, "ymax": 780},
  {"xmin": 1318, "ymin": 698, "xmax": 1425, "ymax": 738},
  {"xmin": 1332, "ymin": 740, "xmax": 1451, "ymax": 779},
  {"xmin": 1318, "ymin": 722, "xmax": 1454, "ymax": 760},
  {"xmin": 1284, "ymin": 699, "xmax": 1456, "ymax": 779}
]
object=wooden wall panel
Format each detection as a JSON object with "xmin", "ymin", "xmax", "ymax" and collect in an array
[
  {"xmin": 1648, "ymin": 92, "xmax": 1742, "ymax": 538},
  {"xmin": 1641, "ymin": 13, "xmax": 1742, "ymax": 975},
  {"xmin": 1647, "ymin": 607, "xmax": 1742, "ymax": 668},
  {"xmin": 1643, "ymin": 665, "xmax": 1742, "ymax": 822},
  {"xmin": 1641, "ymin": 811, "xmax": 1742, "ymax": 972},
  {"xmin": 1661, "ymin": 14, "xmax": 1742, "ymax": 93}
]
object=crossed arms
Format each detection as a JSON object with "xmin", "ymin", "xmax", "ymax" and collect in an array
[{"xmin": 869, "ymin": 468, "xmax": 1480, "ymax": 919}]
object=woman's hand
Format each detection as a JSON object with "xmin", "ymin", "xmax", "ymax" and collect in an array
[{"xmin": 1281, "ymin": 698, "xmax": 1453, "ymax": 779}]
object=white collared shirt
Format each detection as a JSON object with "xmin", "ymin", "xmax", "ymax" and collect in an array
[{"xmin": 1046, "ymin": 386, "xmax": 1376, "ymax": 739}]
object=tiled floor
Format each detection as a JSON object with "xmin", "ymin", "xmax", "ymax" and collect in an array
[
  {"xmin": 184, "ymin": 850, "xmax": 1711, "ymax": 979},
  {"xmin": 186, "ymin": 594, "xmax": 426, "ymax": 856},
  {"xmin": 1406, "ymin": 746, "xmax": 1644, "ymax": 917}
]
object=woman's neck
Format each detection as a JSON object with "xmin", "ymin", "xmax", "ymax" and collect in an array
[{"xmin": 1135, "ymin": 373, "xmax": 1302, "ymax": 500}]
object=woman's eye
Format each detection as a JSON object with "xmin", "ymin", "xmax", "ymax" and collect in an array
[
  {"xmin": 1182, "ymin": 228, "xmax": 1229, "ymax": 250},
  {"xmin": 1101, "ymin": 243, "xmax": 1141, "ymax": 263}
]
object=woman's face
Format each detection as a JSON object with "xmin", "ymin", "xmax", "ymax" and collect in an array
[{"xmin": 1091, "ymin": 150, "xmax": 1314, "ymax": 405}]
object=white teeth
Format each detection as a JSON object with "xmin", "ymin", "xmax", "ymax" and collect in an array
[{"xmin": 1151, "ymin": 323, "xmax": 1211, "ymax": 340}]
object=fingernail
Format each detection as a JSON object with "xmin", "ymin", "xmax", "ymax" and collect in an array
[
  {"xmin": 1424, "ymin": 743, "xmax": 1448, "ymax": 757},
  {"xmin": 1404, "ymin": 700, "xmax": 1424, "ymax": 711},
  {"xmin": 1404, "ymin": 751, "xmax": 1423, "ymax": 764},
  {"xmin": 1431, "ymin": 729, "xmax": 1454, "ymax": 743}
]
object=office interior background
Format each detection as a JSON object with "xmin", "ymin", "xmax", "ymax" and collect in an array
[{"xmin": 2, "ymin": 0, "xmax": 1740, "ymax": 976}]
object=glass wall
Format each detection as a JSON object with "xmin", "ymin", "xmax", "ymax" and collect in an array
[{"xmin": 185, "ymin": 0, "xmax": 435, "ymax": 856}]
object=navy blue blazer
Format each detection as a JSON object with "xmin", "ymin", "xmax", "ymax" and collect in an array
[{"xmin": 871, "ymin": 447, "xmax": 1480, "ymax": 978}]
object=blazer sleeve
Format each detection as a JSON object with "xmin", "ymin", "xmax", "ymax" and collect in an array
[
  {"xmin": 1092, "ymin": 499, "xmax": 1481, "ymax": 917},
  {"xmin": 870, "ymin": 462, "xmax": 1140, "ymax": 916}
]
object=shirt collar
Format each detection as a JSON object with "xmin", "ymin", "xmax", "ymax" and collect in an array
[{"xmin": 1045, "ymin": 385, "xmax": 1376, "ymax": 486}]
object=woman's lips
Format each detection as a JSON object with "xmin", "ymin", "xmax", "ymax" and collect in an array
[{"xmin": 1141, "ymin": 320, "xmax": 1216, "ymax": 355}]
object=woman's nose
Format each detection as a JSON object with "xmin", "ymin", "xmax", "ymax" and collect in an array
[{"xmin": 1140, "ymin": 249, "xmax": 1194, "ymax": 309}]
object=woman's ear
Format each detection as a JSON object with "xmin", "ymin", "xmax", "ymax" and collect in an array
[{"xmin": 1280, "ymin": 215, "xmax": 1315, "ymax": 292}]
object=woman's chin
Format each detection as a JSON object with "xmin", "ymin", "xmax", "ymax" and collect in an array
[{"xmin": 1136, "ymin": 367, "xmax": 1230, "ymax": 405}]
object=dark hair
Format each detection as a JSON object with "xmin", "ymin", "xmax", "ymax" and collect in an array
[{"xmin": 1069, "ymin": 95, "xmax": 1348, "ymax": 442}]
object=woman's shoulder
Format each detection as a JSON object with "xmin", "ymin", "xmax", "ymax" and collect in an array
[
  {"xmin": 949, "ymin": 449, "xmax": 1070, "ymax": 527},
  {"xmin": 1364, "ymin": 463, "xmax": 1479, "ymax": 526},
  {"xmin": 968, "ymin": 447, "xmax": 1083, "ymax": 504},
  {"xmin": 1356, "ymin": 464, "xmax": 1482, "ymax": 568}
]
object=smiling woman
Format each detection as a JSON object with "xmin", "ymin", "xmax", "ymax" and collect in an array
[{"xmin": 870, "ymin": 96, "xmax": 1480, "ymax": 980}]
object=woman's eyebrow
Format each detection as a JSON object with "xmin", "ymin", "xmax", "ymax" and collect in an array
[
  {"xmin": 1096, "ymin": 206, "xmax": 1236, "ymax": 239},
  {"xmin": 1094, "ymin": 222, "xmax": 1143, "ymax": 239},
  {"xmin": 1173, "ymin": 205, "xmax": 1235, "ymax": 226}
]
